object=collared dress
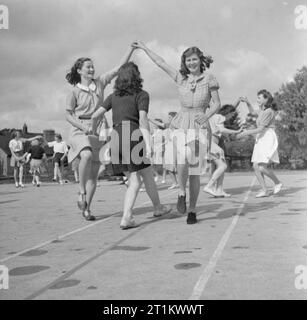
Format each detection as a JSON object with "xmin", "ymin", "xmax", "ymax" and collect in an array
[
  {"xmin": 66, "ymin": 72, "xmax": 114, "ymax": 163},
  {"xmin": 9, "ymin": 139, "xmax": 25, "ymax": 168},
  {"xmin": 251, "ymin": 108, "xmax": 279, "ymax": 164},
  {"xmin": 168, "ymin": 71, "xmax": 220, "ymax": 175}
]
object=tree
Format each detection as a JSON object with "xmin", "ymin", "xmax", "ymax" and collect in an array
[{"xmin": 274, "ymin": 66, "xmax": 307, "ymax": 168}]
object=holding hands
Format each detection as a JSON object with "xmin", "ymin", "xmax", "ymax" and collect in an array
[{"xmin": 132, "ymin": 40, "xmax": 146, "ymax": 50}]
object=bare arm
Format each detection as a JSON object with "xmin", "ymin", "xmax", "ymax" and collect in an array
[
  {"xmin": 196, "ymin": 90, "xmax": 221, "ymax": 125},
  {"xmin": 66, "ymin": 110, "xmax": 90, "ymax": 134},
  {"xmin": 236, "ymin": 126, "xmax": 265, "ymax": 139},
  {"xmin": 139, "ymin": 110, "xmax": 151, "ymax": 158},
  {"xmin": 133, "ymin": 41, "xmax": 177, "ymax": 81},
  {"xmin": 99, "ymin": 45, "xmax": 135, "ymax": 83},
  {"xmin": 241, "ymin": 96, "xmax": 256, "ymax": 114},
  {"xmin": 220, "ymin": 127, "xmax": 242, "ymax": 135},
  {"xmin": 149, "ymin": 118, "xmax": 166, "ymax": 129},
  {"xmin": 20, "ymin": 136, "xmax": 42, "ymax": 142},
  {"xmin": 91, "ymin": 107, "xmax": 107, "ymax": 134}
]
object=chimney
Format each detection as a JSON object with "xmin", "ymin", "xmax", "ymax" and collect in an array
[{"xmin": 22, "ymin": 123, "xmax": 28, "ymax": 134}]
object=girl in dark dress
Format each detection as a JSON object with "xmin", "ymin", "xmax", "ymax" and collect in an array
[{"xmin": 92, "ymin": 62, "xmax": 171, "ymax": 229}]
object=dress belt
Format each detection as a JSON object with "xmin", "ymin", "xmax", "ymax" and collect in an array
[
  {"xmin": 180, "ymin": 106, "xmax": 205, "ymax": 112},
  {"xmin": 78, "ymin": 115, "xmax": 91, "ymax": 120}
]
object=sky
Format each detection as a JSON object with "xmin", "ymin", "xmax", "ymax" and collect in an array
[{"xmin": 0, "ymin": 0, "xmax": 306, "ymax": 139}]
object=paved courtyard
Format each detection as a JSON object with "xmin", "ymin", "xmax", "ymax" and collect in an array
[{"xmin": 0, "ymin": 171, "xmax": 307, "ymax": 300}]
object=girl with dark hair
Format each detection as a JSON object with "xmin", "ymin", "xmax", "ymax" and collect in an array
[
  {"xmin": 237, "ymin": 90, "xmax": 282, "ymax": 197},
  {"xmin": 132, "ymin": 41, "xmax": 221, "ymax": 224},
  {"xmin": 65, "ymin": 45, "xmax": 134, "ymax": 221},
  {"xmin": 92, "ymin": 62, "xmax": 171, "ymax": 229},
  {"xmin": 9, "ymin": 131, "xmax": 42, "ymax": 188},
  {"xmin": 203, "ymin": 105, "xmax": 242, "ymax": 197}
]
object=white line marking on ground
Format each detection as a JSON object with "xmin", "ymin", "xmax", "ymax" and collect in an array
[
  {"xmin": 0, "ymin": 188, "xmax": 178, "ymax": 263},
  {"xmin": 189, "ymin": 177, "xmax": 256, "ymax": 300}
]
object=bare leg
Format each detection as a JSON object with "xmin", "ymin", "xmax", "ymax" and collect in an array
[
  {"xmin": 19, "ymin": 165, "xmax": 24, "ymax": 185},
  {"xmin": 85, "ymin": 162, "xmax": 100, "ymax": 211},
  {"xmin": 13, "ymin": 167, "xmax": 18, "ymax": 185},
  {"xmin": 56, "ymin": 163, "xmax": 63, "ymax": 183},
  {"xmin": 258, "ymin": 163, "xmax": 280, "ymax": 184},
  {"xmin": 53, "ymin": 163, "xmax": 57, "ymax": 180},
  {"xmin": 189, "ymin": 175, "xmax": 200, "ymax": 212},
  {"xmin": 205, "ymin": 159, "xmax": 227, "ymax": 189},
  {"xmin": 169, "ymin": 171, "xmax": 178, "ymax": 185},
  {"xmin": 177, "ymin": 163, "xmax": 188, "ymax": 196},
  {"xmin": 140, "ymin": 166, "xmax": 161, "ymax": 207},
  {"xmin": 162, "ymin": 168, "xmax": 166, "ymax": 182},
  {"xmin": 122, "ymin": 171, "xmax": 141, "ymax": 221},
  {"xmin": 253, "ymin": 162, "xmax": 267, "ymax": 192},
  {"xmin": 74, "ymin": 169, "xmax": 79, "ymax": 182},
  {"xmin": 78, "ymin": 149, "xmax": 92, "ymax": 194}
]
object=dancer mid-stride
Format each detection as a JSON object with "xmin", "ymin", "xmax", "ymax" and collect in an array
[
  {"xmin": 133, "ymin": 41, "xmax": 221, "ymax": 224},
  {"xmin": 92, "ymin": 62, "xmax": 171, "ymax": 229},
  {"xmin": 65, "ymin": 44, "xmax": 135, "ymax": 221},
  {"xmin": 236, "ymin": 90, "xmax": 283, "ymax": 197}
]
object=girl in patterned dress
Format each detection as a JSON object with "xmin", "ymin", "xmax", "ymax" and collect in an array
[
  {"xmin": 236, "ymin": 90, "xmax": 282, "ymax": 197},
  {"xmin": 133, "ymin": 41, "xmax": 221, "ymax": 224},
  {"xmin": 65, "ymin": 45, "xmax": 135, "ymax": 221}
]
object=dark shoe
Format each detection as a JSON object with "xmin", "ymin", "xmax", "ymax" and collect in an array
[
  {"xmin": 177, "ymin": 195, "xmax": 186, "ymax": 214},
  {"xmin": 82, "ymin": 209, "xmax": 96, "ymax": 221},
  {"xmin": 187, "ymin": 212, "xmax": 197, "ymax": 224},
  {"xmin": 77, "ymin": 192, "xmax": 87, "ymax": 211}
]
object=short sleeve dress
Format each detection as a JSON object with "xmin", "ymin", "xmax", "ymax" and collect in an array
[
  {"xmin": 102, "ymin": 90, "xmax": 151, "ymax": 175},
  {"xmin": 169, "ymin": 72, "xmax": 220, "ymax": 174},
  {"xmin": 9, "ymin": 139, "xmax": 24, "ymax": 168},
  {"xmin": 251, "ymin": 108, "xmax": 279, "ymax": 164},
  {"xmin": 66, "ymin": 71, "xmax": 115, "ymax": 163}
]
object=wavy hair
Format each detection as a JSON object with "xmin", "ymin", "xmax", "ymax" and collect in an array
[
  {"xmin": 179, "ymin": 47, "xmax": 213, "ymax": 79},
  {"xmin": 257, "ymin": 89, "xmax": 278, "ymax": 111},
  {"xmin": 66, "ymin": 57, "xmax": 92, "ymax": 86},
  {"xmin": 114, "ymin": 62, "xmax": 143, "ymax": 96}
]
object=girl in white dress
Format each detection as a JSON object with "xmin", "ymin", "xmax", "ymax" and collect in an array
[{"xmin": 236, "ymin": 90, "xmax": 282, "ymax": 197}]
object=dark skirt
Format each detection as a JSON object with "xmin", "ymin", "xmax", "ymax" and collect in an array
[
  {"xmin": 110, "ymin": 122, "xmax": 151, "ymax": 176},
  {"xmin": 53, "ymin": 153, "xmax": 68, "ymax": 167}
]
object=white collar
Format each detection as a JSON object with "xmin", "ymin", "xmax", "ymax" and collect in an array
[{"xmin": 77, "ymin": 81, "xmax": 97, "ymax": 92}]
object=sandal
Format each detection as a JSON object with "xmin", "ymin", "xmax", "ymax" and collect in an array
[
  {"xmin": 153, "ymin": 204, "xmax": 172, "ymax": 217},
  {"xmin": 120, "ymin": 218, "xmax": 139, "ymax": 230},
  {"xmin": 77, "ymin": 192, "xmax": 87, "ymax": 211},
  {"xmin": 82, "ymin": 209, "xmax": 96, "ymax": 221}
]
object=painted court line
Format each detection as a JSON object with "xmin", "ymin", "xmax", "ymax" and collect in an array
[
  {"xmin": 25, "ymin": 226, "xmax": 143, "ymax": 300},
  {"xmin": 189, "ymin": 177, "xmax": 256, "ymax": 300},
  {"xmin": 0, "ymin": 188, "xmax": 178, "ymax": 263}
]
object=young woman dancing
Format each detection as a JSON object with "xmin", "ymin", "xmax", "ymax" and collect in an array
[
  {"xmin": 236, "ymin": 90, "xmax": 282, "ymax": 197},
  {"xmin": 203, "ymin": 104, "xmax": 242, "ymax": 197},
  {"xmin": 133, "ymin": 41, "xmax": 221, "ymax": 224},
  {"xmin": 65, "ymin": 45, "xmax": 135, "ymax": 221},
  {"xmin": 92, "ymin": 62, "xmax": 171, "ymax": 229}
]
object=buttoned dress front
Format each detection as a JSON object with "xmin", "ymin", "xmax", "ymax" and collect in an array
[
  {"xmin": 169, "ymin": 72, "xmax": 220, "ymax": 175},
  {"xmin": 66, "ymin": 72, "xmax": 115, "ymax": 163}
]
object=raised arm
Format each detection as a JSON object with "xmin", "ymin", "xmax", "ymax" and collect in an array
[
  {"xmin": 99, "ymin": 45, "xmax": 135, "ymax": 84},
  {"xmin": 133, "ymin": 41, "xmax": 177, "ymax": 81},
  {"xmin": 241, "ymin": 96, "xmax": 256, "ymax": 114}
]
